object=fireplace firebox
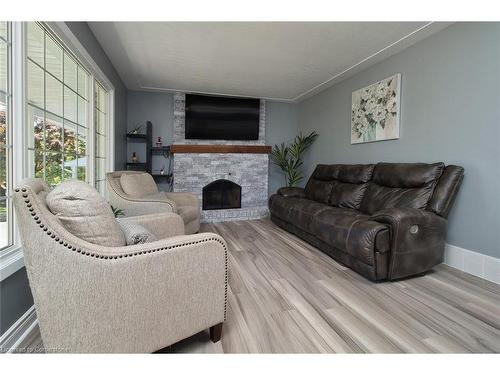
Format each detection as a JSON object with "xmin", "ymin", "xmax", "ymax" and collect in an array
[{"xmin": 202, "ymin": 179, "xmax": 242, "ymax": 210}]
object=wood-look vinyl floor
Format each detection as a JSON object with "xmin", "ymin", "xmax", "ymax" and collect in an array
[{"xmin": 26, "ymin": 219, "xmax": 500, "ymax": 353}]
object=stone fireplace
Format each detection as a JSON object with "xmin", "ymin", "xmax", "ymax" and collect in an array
[
  {"xmin": 172, "ymin": 92, "xmax": 269, "ymax": 223},
  {"xmin": 202, "ymin": 179, "xmax": 241, "ymax": 210}
]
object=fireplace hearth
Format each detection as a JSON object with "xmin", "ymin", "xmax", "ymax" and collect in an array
[{"xmin": 202, "ymin": 179, "xmax": 242, "ymax": 210}]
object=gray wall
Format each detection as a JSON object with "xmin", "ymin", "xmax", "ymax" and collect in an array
[
  {"xmin": 0, "ymin": 268, "xmax": 34, "ymax": 335},
  {"xmin": 297, "ymin": 23, "xmax": 500, "ymax": 258},
  {"xmin": 65, "ymin": 22, "xmax": 129, "ymax": 170},
  {"xmin": 265, "ymin": 102, "xmax": 298, "ymax": 196},
  {"xmin": 128, "ymin": 91, "xmax": 174, "ymax": 144},
  {"xmin": 126, "ymin": 91, "xmax": 299, "ymax": 196},
  {"xmin": 127, "ymin": 91, "xmax": 174, "ymax": 190}
]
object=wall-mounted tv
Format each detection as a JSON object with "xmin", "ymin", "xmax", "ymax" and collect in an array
[{"xmin": 185, "ymin": 94, "xmax": 260, "ymax": 141}]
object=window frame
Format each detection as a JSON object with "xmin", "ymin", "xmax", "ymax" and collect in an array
[
  {"xmin": 94, "ymin": 80, "xmax": 110, "ymax": 194},
  {"xmin": 48, "ymin": 22, "xmax": 115, "ymax": 183},
  {"xmin": 0, "ymin": 22, "xmax": 13, "ymax": 251},
  {"xmin": 0, "ymin": 21, "xmax": 21, "ymax": 278},
  {"xmin": 0, "ymin": 21, "xmax": 115, "ymax": 281},
  {"xmin": 26, "ymin": 22, "xmax": 93, "ymax": 186}
]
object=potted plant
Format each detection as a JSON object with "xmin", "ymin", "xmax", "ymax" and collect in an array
[{"xmin": 271, "ymin": 131, "xmax": 318, "ymax": 187}]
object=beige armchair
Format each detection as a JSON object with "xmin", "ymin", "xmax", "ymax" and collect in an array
[
  {"xmin": 13, "ymin": 178, "xmax": 227, "ymax": 353},
  {"xmin": 106, "ymin": 171, "xmax": 200, "ymax": 234}
]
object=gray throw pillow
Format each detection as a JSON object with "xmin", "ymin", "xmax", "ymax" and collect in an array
[
  {"xmin": 46, "ymin": 180, "xmax": 126, "ymax": 247},
  {"xmin": 117, "ymin": 220, "xmax": 157, "ymax": 245}
]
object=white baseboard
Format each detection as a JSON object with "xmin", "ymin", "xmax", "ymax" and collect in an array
[
  {"xmin": 444, "ymin": 244, "xmax": 500, "ymax": 285},
  {"xmin": 0, "ymin": 305, "xmax": 39, "ymax": 353}
]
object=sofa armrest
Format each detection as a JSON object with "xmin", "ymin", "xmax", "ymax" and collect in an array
[
  {"xmin": 277, "ymin": 187, "xmax": 305, "ymax": 198},
  {"xmin": 118, "ymin": 212, "xmax": 185, "ymax": 239},
  {"xmin": 369, "ymin": 208, "xmax": 447, "ymax": 280}
]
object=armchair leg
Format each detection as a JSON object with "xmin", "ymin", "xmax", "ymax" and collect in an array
[{"xmin": 209, "ymin": 322, "xmax": 223, "ymax": 343}]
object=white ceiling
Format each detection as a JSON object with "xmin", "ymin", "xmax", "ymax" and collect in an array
[{"xmin": 88, "ymin": 22, "xmax": 451, "ymax": 102}]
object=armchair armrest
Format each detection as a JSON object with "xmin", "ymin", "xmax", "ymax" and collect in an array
[
  {"xmin": 14, "ymin": 182, "xmax": 226, "ymax": 352},
  {"xmin": 166, "ymin": 192, "xmax": 200, "ymax": 209},
  {"xmin": 118, "ymin": 212, "xmax": 185, "ymax": 239},
  {"xmin": 26, "ymin": 230, "xmax": 227, "ymax": 352},
  {"xmin": 369, "ymin": 208, "xmax": 447, "ymax": 280},
  {"xmin": 110, "ymin": 192, "xmax": 178, "ymax": 217},
  {"xmin": 277, "ymin": 187, "xmax": 306, "ymax": 198}
]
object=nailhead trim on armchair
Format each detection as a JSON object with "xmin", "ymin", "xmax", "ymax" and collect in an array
[{"xmin": 14, "ymin": 186, "xmax": 229, "ymax": 321}]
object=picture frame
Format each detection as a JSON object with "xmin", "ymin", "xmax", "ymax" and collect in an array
[{"xmin": 351, "ymin": 73, "xmax": 401, "ymax": 144}]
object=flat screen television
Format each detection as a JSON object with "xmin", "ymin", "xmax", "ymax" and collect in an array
[{"xmin": 185, "ymin": 94, "xmax": 260, "ymax": 140}]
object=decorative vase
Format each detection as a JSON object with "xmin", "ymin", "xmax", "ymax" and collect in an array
[{"xmin": 131, "ymin": 152, "xmax": 138, "ymax": 163}]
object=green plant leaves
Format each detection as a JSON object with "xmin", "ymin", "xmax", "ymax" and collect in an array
[
  {"xmin": 111, "ymin": 205, "xmax": 125, "ymax": 218},
  {"xmin": 271, "ymin": 131, "xmax": 318, "ymax": 187}
]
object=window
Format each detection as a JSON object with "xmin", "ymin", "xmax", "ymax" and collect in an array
[
  {"xmin": 94, "ymin": 81, "xmax": 108, "ymax": 193},
  {"xmin": 26, "ymin": 22, "xmax": 90, "ymax": 186},
  {"xmin": 0, "ymin": 22, "xmax": 12, "ymax": 249},
  {"xmin": 0, "ymin": 22, "xmax": 114, "ymax": 274}
]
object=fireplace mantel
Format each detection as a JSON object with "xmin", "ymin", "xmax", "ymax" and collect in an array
[
  {"xmin": 170, "ymin": 144, "xmax": 272, "ymax": 154},
  {"xmin": 173, "ymin": 93, "xmax": 269, "ymax": 223}
]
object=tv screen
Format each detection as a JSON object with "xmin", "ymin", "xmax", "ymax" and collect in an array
[{"xmin": 185, "ymin": 94, "xmax": 260, "ymax": 140}]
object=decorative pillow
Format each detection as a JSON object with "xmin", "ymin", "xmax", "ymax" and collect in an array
[
  {"xmin": 120, "ymin": 173, "xmax": 158, "ymax": 198},
  {"xmin": 46, "ymin": 180, "xmax": 126, "ymax": 247},
  {"xmin": 117, "ymin": 220, "xmax": 157, "ymax": 245}
]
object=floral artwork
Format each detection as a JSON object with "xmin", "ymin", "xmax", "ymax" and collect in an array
[{"xmin": 351, "ymin": 73, "xmax": 401, "ymax": 144}]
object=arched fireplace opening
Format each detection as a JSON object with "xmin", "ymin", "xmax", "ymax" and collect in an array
[{"xmin": 202, "ymin": 179, "xmax": 242, "ymax": 210}]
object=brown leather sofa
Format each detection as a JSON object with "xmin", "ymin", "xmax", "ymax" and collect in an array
[{"xmin": 268, "ymin": 162, "xmax": 464, "ymax": 281}]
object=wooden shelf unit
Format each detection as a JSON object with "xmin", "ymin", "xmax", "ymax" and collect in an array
[
  {"xmin": 126, "ymin": 133, "xmax": 148, "ymax": 140},
  {"xmin": 125, "ymin": 121, "xmax": 152, "ymax": 173}
]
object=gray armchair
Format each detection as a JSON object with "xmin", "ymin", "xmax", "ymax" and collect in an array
[
  {"xmin": 106, "ymin": 171, "xmax": 200, "ymax": 234},
  {"xmin": 13, "ymin": 178, "xmax": 227, "ymax": 353}
]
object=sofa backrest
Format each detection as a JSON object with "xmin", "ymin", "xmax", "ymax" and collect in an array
[
  {"xmin": 304, "ymin": 164, "xmax": 375, "ymax": 209},
  {"xmin": 304, "ymin": 162, "xmax": 464, "ymax": 218},
  {"xmin": 426, "ymin": 165, "xmax": 464, "ymax": 218},
  {"xmin": 359, "ymin": 162, "xmax": 444, "ymax": 215}
]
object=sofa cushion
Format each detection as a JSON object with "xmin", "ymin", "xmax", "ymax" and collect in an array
[
  {"xmin": 120, "ymin": 173, "xmax": 158, "ymax": 198},
  {"xmin": 269, "ymin": 195, "xmax": 326, "ymax": 232},
  {"xmin": 304, "ymin": 164, "xmax": 374, "ymax": 209},
  {"xmin": 426, "ymin": 165, "xmax": 464, "ymax": 218},
  {"xmin": 310, "ymin": 207, "xmax": 389, "ymax": 265},
  {"xmin": 328, "ymin": 164, "xmax": 374, "ymax": 209},
  {"xmin": 287, "ymin": 199, "xmax": 331, "ymax": 233},
  {"xmin": 360, "ymin": 162, "xmax": 444, "ymax": 214},
  {"xmin": 329, "ymin": 182, "xmax": 368, "ymax": 209},
  {"xmin": 337, "ymin": 164, "xmax": 375, "ymax": 184},
  {"xmin": 313, "ymin": 164, "xmax": 341, "ymax": 180},
  {"xmin": 304, "ymin": 164, "xmax": 339, "ymax": 203},
  {"xmin": 46, "ymin": 180, "xmax": 126, "ymax": 247},
  {"xmin": 371, "ymin": 162, "xmax": 444, "ymax": 188},
  {"xmin": 304, "ymin": 179, "xmax": 334, "ymax": 203}
]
